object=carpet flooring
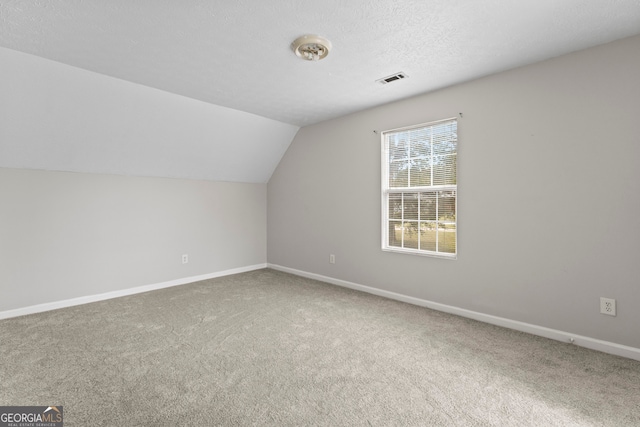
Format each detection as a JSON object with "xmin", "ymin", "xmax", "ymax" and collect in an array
[{"xmin": 1, "ymin": 269, "xmax": 639, "ymax": 426}]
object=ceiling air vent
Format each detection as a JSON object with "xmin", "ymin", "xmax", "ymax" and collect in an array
[{"xmin": 376, "ymin": 72, "xmax": 408, "ymax": 85}]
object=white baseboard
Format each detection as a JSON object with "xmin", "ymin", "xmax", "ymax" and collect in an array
[
  {"xmin": 0, "ymin": 263, "xmax": 267, "ymax": 320},
  {"xmin": 268, "ymin": 263, "xmax": 640, "ymax": 362}
]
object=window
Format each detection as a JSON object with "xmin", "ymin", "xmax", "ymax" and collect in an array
[{"xmin": 381, "ymin": 118, "xmax": 457, "ymax": 258}]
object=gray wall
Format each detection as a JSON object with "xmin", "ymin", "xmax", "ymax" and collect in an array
[
  {"xmin": 268, "ymin": 35, "xmax": 640, "ymax": 348},
  {"xmin": 0, "ymin": 168, "xmax": 266, "ymax": 312}
]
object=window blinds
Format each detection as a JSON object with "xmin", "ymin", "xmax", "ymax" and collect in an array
[{"xmin": 382, "ymin": 119, "xmax": 458, "ymax": 257}]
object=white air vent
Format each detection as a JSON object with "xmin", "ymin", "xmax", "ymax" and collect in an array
[{"xmin": 376, "ymin": 72, "xmax": 408, "ymax": 85}]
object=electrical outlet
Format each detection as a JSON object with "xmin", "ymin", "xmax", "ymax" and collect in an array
[
  {"xmin": 182, "ymin": 254, "xmax": 189, "ymax": 264},
  {"xmin": 329, "ymin": 254, "xmax": 335, "ymax": 264},
  {"xmin": 600, "ymin": 297, "xmax": 616, "ymax": 316}
]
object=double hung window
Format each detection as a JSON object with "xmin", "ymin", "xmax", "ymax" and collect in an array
[{"xmin": 381, "ymin": 118, "xmax": 458, "ymax": 258}]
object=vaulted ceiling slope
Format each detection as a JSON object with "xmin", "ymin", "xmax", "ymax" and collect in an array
[
  {"xmin": 0, "ymin": 47, "xmax": 299, "ymax": 183},
  {"xmin": 1, "ymin": 1, "xmax": 639, "ymax": 183}
]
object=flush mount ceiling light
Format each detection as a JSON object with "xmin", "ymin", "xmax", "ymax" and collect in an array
[{"xmin": 291, "ymin": 35, "xmax": 332, "ymax": 61}]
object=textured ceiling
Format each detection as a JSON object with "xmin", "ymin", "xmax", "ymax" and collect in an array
[{"xmin": 1, "ymin": 0, "xmax": 640, "ymax": 126}]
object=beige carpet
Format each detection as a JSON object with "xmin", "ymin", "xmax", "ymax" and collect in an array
[{"xmin": 1, "ymin": 269, "xmax": 639, "ymax": 426}]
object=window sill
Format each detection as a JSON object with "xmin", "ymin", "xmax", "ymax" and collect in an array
[{"xmin": 382, "ymin": 246, "xmax": 457, "ymax": 260}]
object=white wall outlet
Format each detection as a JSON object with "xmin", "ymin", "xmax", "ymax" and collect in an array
[
  {"xmin": 600, "ymin": 297, "xmax": 616, "ymax": 316},
  {"xmin": 182, "ymin": 254, "xmax": 189, "ymax": 264},
  {"xmin": 329, "ymin": 254, "xmax": 335, "ymax": 264}
]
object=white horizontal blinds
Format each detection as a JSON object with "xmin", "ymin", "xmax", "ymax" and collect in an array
[
  {"xmin": 387, "ymin": 119, "xmax": 457, "ymax": 189},
  {"xmin": 436, "ymin": 190, "xmax": 456, "ymax": 253},
  {"xmin": 388, "ymin": 193, "xmax": 402, "ymax": 248},
  {"xmin": 419, "ymin": 192, "xmax": 437, "ymax": 252},
  {"xmin": 388, "ymin": 131, "xmax": 409, "ymax": 187},
  {"xmin": 409, "ymin": 127, "xmax": 432, "ymax": 187},
  {"xmin": 387, "ymin": 190, "xmax": 457, "ymax": 253},
  {"xmin": 432, "ymin": 121, "xmax": 457, "ymax": 186},
  {"xmin": 403, "ymin": 192, "xmax": 419, "ymax": 249},
  {"xmin": 384, "ymin": 119, "xmax": 457, "ymax": 256},
  {"xmin": 388, "ymin": 126, "xmax": 432, "ymax": 188}
]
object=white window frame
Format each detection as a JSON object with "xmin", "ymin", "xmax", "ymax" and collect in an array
[{"xmin": 381, "ymin": 118, "xmax": 458, "ymax": 259}]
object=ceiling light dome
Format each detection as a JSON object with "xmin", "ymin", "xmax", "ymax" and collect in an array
[{"xmin": 291, "ymin": 35, "xmax": 332, "ymax": 61}]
